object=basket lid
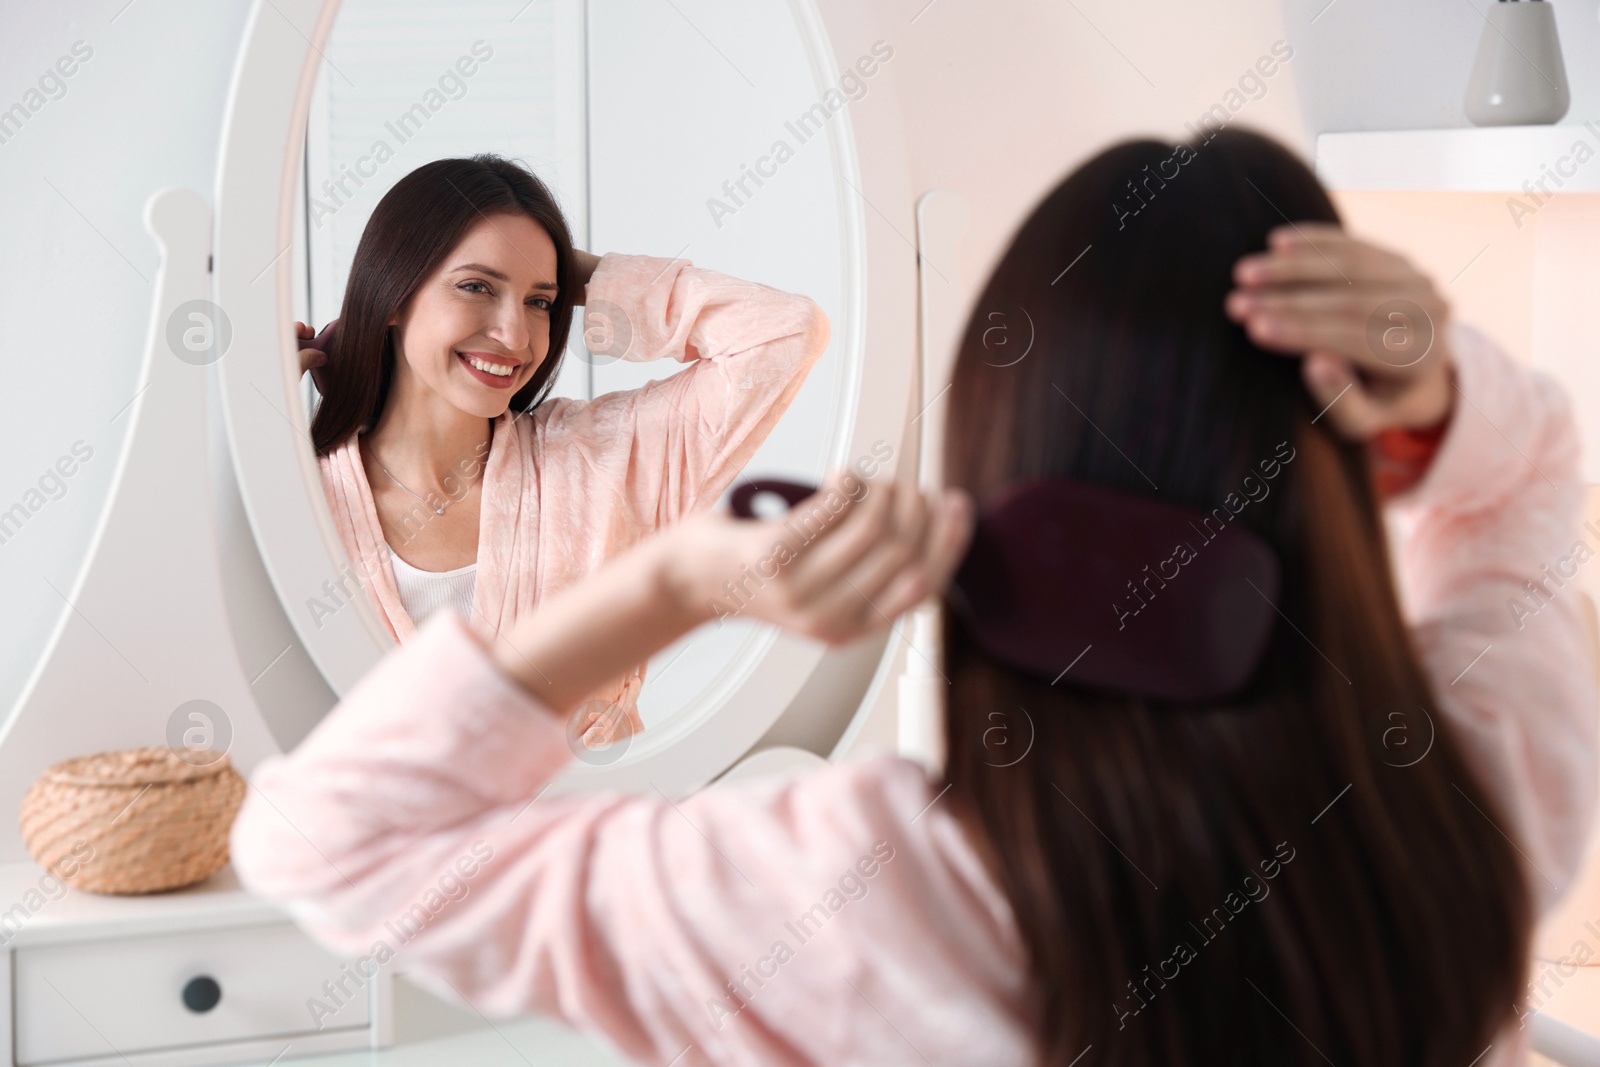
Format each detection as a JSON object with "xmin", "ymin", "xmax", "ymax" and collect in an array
[{"xmin": 40, "ymin": 747, "xmax": 234, "ymax": 788}]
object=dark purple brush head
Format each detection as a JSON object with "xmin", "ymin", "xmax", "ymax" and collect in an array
[{"xmin": 947, "ymin": 479, "xmax": 1279, "ymax": 702}]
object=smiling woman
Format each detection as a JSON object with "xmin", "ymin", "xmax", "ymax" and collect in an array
[
  {"xmin": 307, "ymin": 156, "xmax": 580, "ymax": 456},
  {"xmin": 303, "ymin": 154, "xmax": 830, "ymax": 747}
]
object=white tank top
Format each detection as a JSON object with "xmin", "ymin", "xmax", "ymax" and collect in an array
[{"xmin": 388, "ymin": 550, "xmax": 477, "ymax": 625}]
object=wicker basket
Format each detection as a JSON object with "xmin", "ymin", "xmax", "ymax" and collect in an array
[{"xmin": 19, "ymin": 747, "xmax": 246, "ymax": 895}]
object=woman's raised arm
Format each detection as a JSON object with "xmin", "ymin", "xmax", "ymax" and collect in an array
[
  {"xmin": 228, "ymin": 478, "xmax": 980, "ymax": 1061},
  {"xmin": 538, "ymin": 252, "xmax": 830, "ymax": 529}
]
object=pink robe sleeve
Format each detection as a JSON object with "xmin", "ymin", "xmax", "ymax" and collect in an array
[
  {"xmin": 1390, "ymin": 322, "xmax": 1599, "ymax": 915},
  {"xmin": 541, "ymin": 253, "xmax": 830, "ymax": 532},
  {"xmin": 229, "ymin": 613, "xmax": 1031, "ymax": 1066}
]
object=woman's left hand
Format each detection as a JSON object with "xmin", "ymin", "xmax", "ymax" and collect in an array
[{"xmin": 1225, "ymin": 223, "xmax": 1455, "ymax": 440}]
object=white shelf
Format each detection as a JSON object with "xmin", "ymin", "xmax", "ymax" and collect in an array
[
  {"xmin": 1316, "ymin": 124, "xmax": 1600, "ymax": 192},
  {"xmin": 0, "ymin": 862, "xmax": 283, "ymax": 948}
]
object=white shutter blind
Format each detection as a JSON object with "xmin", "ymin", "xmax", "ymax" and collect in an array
[{"xmin": 299, "ymin": 0, "xmax": 588, "ymax": 396}]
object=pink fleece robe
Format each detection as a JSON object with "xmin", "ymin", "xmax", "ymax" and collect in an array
[
  {"xmin": 316, "ymin": 253, "xmax": 830, "ymax": 742},
  {"xmin": 233, "ymin": 323, "xmax": 1597, "ymax": 1066}
]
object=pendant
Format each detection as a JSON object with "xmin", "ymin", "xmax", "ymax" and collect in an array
[{"xmin": 434, "ymin": 507, "xmax": 445, "ymax": 515}]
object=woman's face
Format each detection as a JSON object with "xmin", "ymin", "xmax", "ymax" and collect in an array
[{"xmin": 389, "ymin": 212, "xmax": 560, "ymax": 418}]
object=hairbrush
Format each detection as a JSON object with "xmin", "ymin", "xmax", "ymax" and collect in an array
[
  {"xmin": 729, "ymin": 477, "xmax": 1280, "ymax": 702},
  {"xmin": 297, "ymin": 319, "xmax": 340, "ymax": 353}
]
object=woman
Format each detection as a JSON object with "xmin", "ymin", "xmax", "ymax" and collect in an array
[
  {"xmin": 299, "ymin": 154, "xmax": 830, "ymax": 744},
  {"xmin": 233, "ymin": 130, "xmax": 1596, "ymax": 1065}
]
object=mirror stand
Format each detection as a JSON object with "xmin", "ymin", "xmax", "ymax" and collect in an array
[{"xmin": 0, "ymin": 187, "xmax": 389, "ymax": 1066}]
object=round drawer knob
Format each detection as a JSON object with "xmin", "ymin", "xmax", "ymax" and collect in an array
[{"xmin": 182, "ymin": 975, "xmax": 222, "ymax": 1013}]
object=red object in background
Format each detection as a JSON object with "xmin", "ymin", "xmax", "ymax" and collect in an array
[{"xmin": 1369, "ymin": 413, "xmax": 1451, "ymax": 500}]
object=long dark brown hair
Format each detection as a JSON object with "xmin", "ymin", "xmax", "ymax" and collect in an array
[
  {"xmin": 941, "ymin": 128, "xmax": 1530, "ymax": 1066},
  {"xmin": 309, "ymin": 154, "xmax": 577, "ymax": 456}
]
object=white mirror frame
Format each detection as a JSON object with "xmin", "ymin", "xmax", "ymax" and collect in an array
[{"xmin": 213, "ymin": 0, "xmax": 920, "ymax": 796}]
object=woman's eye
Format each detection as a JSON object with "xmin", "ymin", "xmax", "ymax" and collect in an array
[
  {"xmin": 527, "ymin": 297, "xmax": 552, "ymax": 311},
  {"xmin": 459, "ymin": 281, "xmax": 490, "ymax": 294}
]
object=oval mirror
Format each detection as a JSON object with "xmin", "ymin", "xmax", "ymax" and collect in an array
[{"xmin": 214, "ymin": 0, "xmax": 919, "ymax": 795}]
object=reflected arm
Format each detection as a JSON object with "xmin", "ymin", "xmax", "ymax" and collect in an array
[{"xmin": 541, "ymin": 252, "xmax": 830, "ymax": 530}]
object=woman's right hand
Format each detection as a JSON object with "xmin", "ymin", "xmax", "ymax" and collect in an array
[
  {"xmin": 295, "ymin": 320, "xmax": 335, "ymax": 393},
  {"xmin": 663, "ymin": 472, "xmax": 975, "ymax": 645},
  {"xmin": 486, "ymin": 472, "xmax": 973, "ymax": 717}
]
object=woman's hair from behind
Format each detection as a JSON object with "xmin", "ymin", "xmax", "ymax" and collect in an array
[
  {"xmin": 941, "ymin": 127, "xmax": 1530, "ymax": 1067},
  {"xmin": 309, "ymin": 154, "xmax": 577, "ymax": 456}
]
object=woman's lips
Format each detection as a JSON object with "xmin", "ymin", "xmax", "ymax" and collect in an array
[{"xmin": 456, "ymin": 350, "xmax": 520, "ymax": 390}]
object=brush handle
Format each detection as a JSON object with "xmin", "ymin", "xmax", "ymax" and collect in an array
[{"xmin": 727, "ymin": 478, "xmax": 817, "ymax": 519}]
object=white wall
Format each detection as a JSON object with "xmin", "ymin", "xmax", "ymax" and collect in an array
[
  {"xmin": 0, "ymin": 1, "xmax": 253, "ymax": 718},
  {"xmin": 856, "ymin": 0, "xmax": 1600, "ymax": 332},
  {"xmin": 1281, "ymin": 0, "xmax": 1600, "ymax": 135},
  {"xmin": 861, "ymin": 0, "xmax": 1307, "ymax": 318}
]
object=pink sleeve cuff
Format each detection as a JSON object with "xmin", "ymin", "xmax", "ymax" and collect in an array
[{"xmin": 582, "ymin": 252, "xmax": 692, "ymax": 364}]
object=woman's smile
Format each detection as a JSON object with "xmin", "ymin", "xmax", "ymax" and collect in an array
[{"xmin": 456, "ymin": 348, "xmax": 524, "ymax": 389}]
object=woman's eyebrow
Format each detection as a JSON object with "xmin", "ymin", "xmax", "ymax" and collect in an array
[{"xmin": 450, "ymin": 262, "xmax": 558, "ymax": 291}]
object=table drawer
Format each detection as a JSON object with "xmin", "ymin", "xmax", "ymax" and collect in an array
[{"xmin": 13, "ymin": 922, "xmax": 371, "ymax": 1065}]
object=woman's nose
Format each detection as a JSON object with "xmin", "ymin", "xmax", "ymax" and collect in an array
[{"xmin": 485, "ymin": 298, "xmax": 531, "ymax": 353}]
